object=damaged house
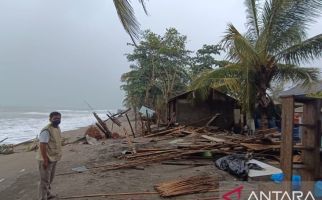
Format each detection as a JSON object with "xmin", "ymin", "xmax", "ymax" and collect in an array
[{"xmin": 167, "ymin": 89, "xmax": 240, "ymax": 130}]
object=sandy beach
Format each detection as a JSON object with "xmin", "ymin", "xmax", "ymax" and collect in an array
[{"xmin": 0, "ymin": 113, "xmax": 237, "ymax": 200}]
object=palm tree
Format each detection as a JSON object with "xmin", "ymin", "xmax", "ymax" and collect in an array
[
  {"xmin": 113, "ymin": 0, "xmax": 148, "ymax": 44},
  {"xmin": 191, "ymin": 0, "xmax": 322, "ymax": 130}
]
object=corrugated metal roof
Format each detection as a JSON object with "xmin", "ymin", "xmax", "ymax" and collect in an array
[
  {"xmin": 168, "ymin": 89, "xmax": 237, "ymax": 103},
  {"xmin": 279, "ymin": 81, "xmax": 322, "ymax": 97}
]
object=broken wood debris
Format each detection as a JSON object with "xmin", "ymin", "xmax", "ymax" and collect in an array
[
  {"xmin": 0, "ymin": 144, "xmax": 14, "ymax": 154},
  {"xmin": 103, "ymin": 108, "xmax": 131, "ymax": 122},
  {"xmin": 143, "ymin": 126, "xmax": 185, "ymax": 138},
  {"xmin": 106, "ymin": 112, "xmax": 122, "ymax": 127},
  {"xmin": 92, "ymin": 125, "xmax": 282, "ymax": 172},
  {"xmin": 154, "ymin": 175, "xmax": 219, "ymax": 197},
  {"xmin": 161, "ymin": 161, "xmax": 211, "ymax": 166},
  {"xmin": 125, "ymin": 113, "xmax": 136, "ymax": 138},
  {"xmin": 93, "ymin": 112, "xmax": 111, "ymax": 138},
  {"xmin": 85, "ymin": 126, "xmax": 103, "ymax": 140}
]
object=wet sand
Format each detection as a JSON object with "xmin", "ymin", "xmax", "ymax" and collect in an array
[{"xmin": 0, "ymin": 115, "xmax": 236, "ymax": 200}]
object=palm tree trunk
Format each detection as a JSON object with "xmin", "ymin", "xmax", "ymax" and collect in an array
[
  {"xmin": 260, "ymin": 113, "xmax": 268, "ymax": 130},
  {"xmin": 246, "ymin": 112, "xmax": 255, "ymax": 134},
  {"xmin": 257, "ymin": 84, "xmax": 270, "ymax": 130}
]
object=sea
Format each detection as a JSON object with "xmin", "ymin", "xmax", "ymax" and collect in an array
[{"xmin": 0, "ymin": 106, "xmax": 115, "ymax": 144}]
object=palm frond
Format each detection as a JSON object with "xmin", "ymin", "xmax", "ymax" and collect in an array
[
  {"xmin": 257, "ymin": 0, "xmax": 284, "ymax": 50},
  {"xmin": 273, "ymin": 63, "xmax": 320, "ymax": 85},
  {"xmin": 276, "ymin": 34, "xmax": 322, "ymax": 64},
  {"xmin": 138, "ymin": 0, "xmax": 149, "ymax": 15},
  {"xmin": 259, "ymin": 0, "xmax": 322, "ymax": 53},
  {"xmin": 113, "ymin": 0, "xmax": 148, "ymax": 44},
  {"xmin": 244, "ymin": 0, "xmax": 261, "ymax": 39},
  {"xmin": 190, "ymin": 64, "xmax": 247, "ymax": 93},
  {"xmin": 268, "ymin": 25, "xmax": 306, "ymax": 54},
  {"xmin": 190, "ymin": 65, "xmax": 256, "ymax": 113},
  {"xmin": 222, "ymin": 24, "xmax": 260, "ymax": 65}
]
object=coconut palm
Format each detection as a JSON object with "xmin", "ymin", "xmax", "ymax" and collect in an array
[
  {"xmin": 113, "ymin": 0, "xmax": 148, "ymax": 44},
  {"xmin": 191, "ymin": 0, "xmax": 322, "ymax": 130}
]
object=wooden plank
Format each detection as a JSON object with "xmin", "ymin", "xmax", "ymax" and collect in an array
[
  {"xmin": 205, "ymin": 114, "xmax": 220, "ymax": 127},
  {"xmin": 106, "ymin": 113, "xmax": 121, "ymax": 127},
  {"xmin": 240, "ymin": 143, "xmax": 280, "ymax": 151},
  {"xmin": 125, "ymin": 113, "xmax": 136, "ymax": 138},
  {"xmin": 93, "ymin": 112, "xmax": 111, "ymax": 138},
  {"xmin": 280, "ymin": 96, "xmax": 294, "ymax": 192},
  {"xmin": 201, "ymin": 135, "xmax": 226, "ymax": 143},
  {"xmin": 146, "ymin": 110, "xmax": 152, "ymax": 133},
  {"xmin": 161, "ymin": 162, "xmax": 211, "ymax": 166},
  {"xmin": 256, "ymin": 128, "xmax": 279, "ymax": 135},
  {"xmin": 293, "ymin": 145, "xmax": 314, "ymax": 150},
  {"xmin": 95, "ymin": 122, "xmax": 107, "ymax": 135},
  {"xmin": 301, "ymin": 100, "xmax": 321, "ymax": 184},
  {"xmin": 143, "ymin": 126, "xmax": 184, "ymax": 138},
  {"xmin": 140, "ymin": 114, "xmax": 145, "ymax": 135}
]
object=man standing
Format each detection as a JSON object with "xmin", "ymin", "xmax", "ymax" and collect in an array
[{"xmin": 36, "ymin": 111, "xmax": 62, "ymax": 200}]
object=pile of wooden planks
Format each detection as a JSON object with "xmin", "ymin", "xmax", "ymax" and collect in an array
[
  {"xmin": 94, "ymin": 126, "xmax": 282, "ymax": 172},
  {"xmin": 154, "ymin": 175, "xmax": 219, "ymax": 197}
]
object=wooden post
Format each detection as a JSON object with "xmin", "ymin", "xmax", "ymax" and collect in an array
[
  {"xmin": 281, "ymin": 96, "xmax": 294, "ymax": 192},
  {"xmin": 122, "ymin": 127, "xmax": 136, "ymax": 154},
  {"xmin": 301, "ymin": 99, "xmax": 321, "ymax": 191},
  {"xmin": 146, "ymin": 110, "xmax": 152, "ymax": 133},
  {"xmin": 125, "ymin": 113, "xmax": 136, "ymax": 138},
  {"xmin": 140, "ymin": 114, "xmax": 145, "ymax": 135},
  {"xmin": 134, "ymin": 107, "xmax": 138, "ymax": 133}
]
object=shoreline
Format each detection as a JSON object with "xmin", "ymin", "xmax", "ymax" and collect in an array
[
  {"xmin": 0, "ymin": 112, "xmax": 142, "ymax": 199},
  {"xmin": 0, "ymin": 124, "xmax": 91, "ymax": 194},
  {"xmin": 7, "ymin": 125, "xmax": 91, "ymax": 146}
]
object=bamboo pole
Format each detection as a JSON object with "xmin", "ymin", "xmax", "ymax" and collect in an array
[{"xmin": 125, "ymin": 113, "xmax": 135, "ymax": 138}]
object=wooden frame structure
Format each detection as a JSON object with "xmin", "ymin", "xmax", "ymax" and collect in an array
[{"xmin": 280, "ymin": 95, "xmax": 322, "ymax": 191}]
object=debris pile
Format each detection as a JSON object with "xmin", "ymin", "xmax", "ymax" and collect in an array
[
  {"xmin": 85, "ymin": 126, "xmax": 103, "ymax": 140},
  {"xmin": 94, "ymin": 125, "xmax": 281, "ymax": 175},
  {"xmin": 154, "ymin": 175, "xmax": 219, "ymax": 197},
  {"xmin": 0, "ymin": 144, "xmax": 14, "ymax": 154}
]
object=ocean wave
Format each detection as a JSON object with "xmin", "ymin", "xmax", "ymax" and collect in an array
[{"xmin": 0, "ymin": 109, "xmax": 114, "ymax": 144}]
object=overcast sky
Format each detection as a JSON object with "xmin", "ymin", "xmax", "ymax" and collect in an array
[{"xmin": 0, "ymin": 0, "xmax": 321, "ymax": 110}]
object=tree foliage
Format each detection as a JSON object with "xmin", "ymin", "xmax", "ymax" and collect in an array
[
  {"xmin": 191, "ymin": 0, "xmax": 322, "ymax": 122},
  {"xmin": 121, "ymin": 28, "xmax": 191, "ymax": 117},
  {"xmin": 190, "ymin": 45, "xmax": 231, "ymax": 76}
]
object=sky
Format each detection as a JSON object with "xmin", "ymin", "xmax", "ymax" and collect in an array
[{"xmin": 0, "ymin": 0, "xmax": 321, "ymax": 110}]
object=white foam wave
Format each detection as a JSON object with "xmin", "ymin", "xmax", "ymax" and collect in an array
[{"xmin": 0, "ymin": 109, "xmax": 114, "ymax": 144}]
